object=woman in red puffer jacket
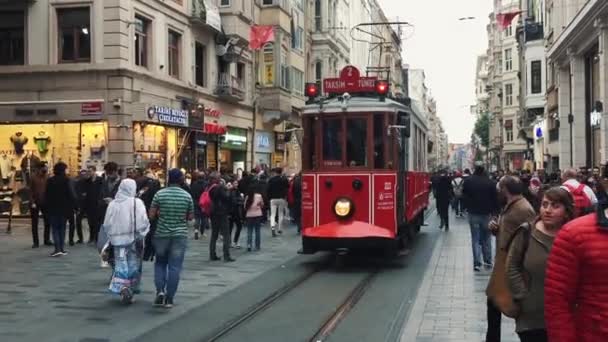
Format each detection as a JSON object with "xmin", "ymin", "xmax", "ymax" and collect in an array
[{"xmin": 544, "ymin": 206, "xmax": 608, "ymax": 342}]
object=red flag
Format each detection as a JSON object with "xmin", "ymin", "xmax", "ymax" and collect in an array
[
  {"xmin": 249, "ymin": 25, "xmax": 275, "ymax": 50},
  {"xmin": 496, "ymin": 11, "xmax": 522, "ymax": 30}
]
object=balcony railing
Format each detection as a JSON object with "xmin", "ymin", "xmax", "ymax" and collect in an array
[
  {"xmin": 214, "ymin": 73, "xmax": 245, "ymax": 102},
  {"xmin": 549, "ymin": 128, "xmax": 559, "ymax": 142}
]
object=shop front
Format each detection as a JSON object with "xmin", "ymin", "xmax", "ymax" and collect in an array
[
  {"xmin": 0, "ymin": 100, "xmax": 107, "ymax": 216},
  {"xmin": 220, "ymin": 127, "xmax": 248, "ymax": 174},
  {"xmin": 274, "ymin": 131, "xmax": 285, "ymax": 168},
  {"xmin": 255, "ymin": 130, "xmax": 274, "ymax": 168},
  {"xmin": 134, "ymin": 105, "xmax": 189, "ymax": 184}
]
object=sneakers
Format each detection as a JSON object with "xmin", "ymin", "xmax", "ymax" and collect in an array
[
  {"xmin": 50, "ymin": 251, "xmax": 62, "ymax": 257},
  {"xmin": 60, "ymin": 250, "xmax": 68, "ymax": 256},
  {"xmin": 474, "ymin": 266, "xmax": 481, "ymax": 272},
  {"xmin": 224, "ymin": 257, "xmax": 236, "ymax": 262},
  {"xmin": 234, "ymin": 243, "xmax": 241, "ymax": 249},
  {"xmin": 154, "ymin": 292, "xmax": 166, "ymax": 307},
  {"xmin": 164, "ymin": 297, "xmax": 174, "ymax": 309},
  {"xmin": 100, "ymin": 260, "xmax": 110, "ymax": 268},
  {"xmin": 194, "ymin": 230, "xmax": 200, "ymax": 240}
]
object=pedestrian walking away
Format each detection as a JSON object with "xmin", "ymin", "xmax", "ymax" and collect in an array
[
  {"xmin": 149, "ymin": 168, "xmax": 194, "ymax": 309},
  {"xmin": 434, "ymin": 169, "xmax": 453, "ymax": 230},
  {"xmin": 267, "ymin": 168, "xmax": 289, "ymax": 236},
  {"xmin": 102, "ymin": 179, "xmax": 150, "ymax": 305},
  {"xmin": 462, "ymin": 163, "xmax": 498, "ymax": 272},
  {"xmin": 244, "ymin": 183, "xmax": 264, "ymax": 251},
  {"xmin": 83, "ymin": 166, "xmax": 103, "ymax": 244},
  {"xmin": 44, "ymin": 162, "xmax": 77, "ymax": 257},
  {"xmin": 451, "ymin": 171, "xmax": 465, "ymax": 217}
]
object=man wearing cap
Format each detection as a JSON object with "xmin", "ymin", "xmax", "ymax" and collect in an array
[{"xmin": 149, "ymin": 168, "xmax": 194, "ymax": 308}]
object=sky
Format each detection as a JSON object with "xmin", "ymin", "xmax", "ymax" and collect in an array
[{"xmin": 379, "ymin": 0, "xmax": 493, "ymax": 144}]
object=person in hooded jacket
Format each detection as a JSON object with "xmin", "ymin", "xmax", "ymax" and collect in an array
[
  {"xmin": 103, "ymin": 179, "xmax": 150, "ymax": 304},
  {"xmin": 229, "ymin": 179, "xmax": 244, "ymax": 248},
  {"xmin": 189, "ymin": 171, "xmax": 208, "ymax": 239},
  {"xmin": 45, "ymin": 162, "xmax": 77, "ymax": 257},
  {"xmin": 208, "ymin": 173, "xmax": 235, "ymax": 262}
]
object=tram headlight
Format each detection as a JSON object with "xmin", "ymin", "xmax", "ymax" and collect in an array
[{"xmin": 334, "ymin": 198, "xmax": 354, "ymax": 219}]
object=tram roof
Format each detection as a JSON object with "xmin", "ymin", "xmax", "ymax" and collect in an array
[{"xmin": 303, "ymin": 95, "xmax": 428, "ymax": 130}]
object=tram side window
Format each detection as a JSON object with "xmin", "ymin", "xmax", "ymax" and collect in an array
[
  {"xmin": 373, "ymin": 114, "xmax": 384, "ymax": 168},
  {"xmin": 323, "ymin": 118, "xmax": 343, "ymax": 166},
  {"xmin": 303, "ymin": 116, "xmax": 316, "ymax": 170},
  {"xmin": 347, "ymin": 118, "xmax": 367, "ymax": 167}
]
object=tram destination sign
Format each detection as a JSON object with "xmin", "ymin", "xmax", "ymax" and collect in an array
[{"xmin": 323, "ymin": 66, "xmax": 378, "ymax": 94}]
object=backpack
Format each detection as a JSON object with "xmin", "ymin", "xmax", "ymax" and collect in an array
[
  {"xmin": 563, "ymin": 183, "xmax": 593, "ymax": 217},
  {"xmin": 198, "ymin": 184, "xmax": 217, "ymax": 217},
  {"xmin": 452, "ymin": 178, "xmax": 464, "ymax": 197}
]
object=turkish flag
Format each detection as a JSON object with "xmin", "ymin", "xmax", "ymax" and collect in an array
[
  {"xmin": 249, "ymin": 25, "xmax": 275, "ymax": 50},
  {"xmin": 496, "ymin": 11, "xmax": 522, "ymax": 30}
]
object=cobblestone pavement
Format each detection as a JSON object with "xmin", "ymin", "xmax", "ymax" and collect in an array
[
  {"xmin": 0, "ymin": 218, "xmax": 302, "ymax": 342},
  {"xmin": 401, "ymin": 212, "xmax": 519, "ymax": 342}
]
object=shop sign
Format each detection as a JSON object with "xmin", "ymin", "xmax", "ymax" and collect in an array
[
  {"xmin": 223, "ymin": 127, "xmax": 248, "ymax": 151},
  {"xmin": 81, "ymin": 102, "xmax": 103, "ymax": 116},
  {"xmin": 204, "ymin": 107, "xmax": 222, "ymax": 119},
  {"xmin": 256, "ymin": 130, "xmax": 274, "ymax": 154},
  {"xmin": 275, "ymin": 132, "xmax": 285, "ymax": 151},
  {"xmin": 147, "ymin": 106, "xmax": 188, "ymax": 126}
]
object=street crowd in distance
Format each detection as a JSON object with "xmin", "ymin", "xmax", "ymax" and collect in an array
[
  {"xmin": 29, "ymin": 161, "xmax": 302, "ymax": 308},
  {"xmin": 430, "ymin": 164, "xmax": 608, "ymax": 342}
]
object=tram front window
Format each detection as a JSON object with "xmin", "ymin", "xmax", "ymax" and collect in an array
[
  {"xmin": 322, "ymin": 118, "xmax": 343, "ymax": 166},
  {"xmin": 347, "ymin": 118, "xmax": 367, "ymax": 167}
]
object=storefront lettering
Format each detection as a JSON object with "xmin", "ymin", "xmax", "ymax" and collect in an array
[
  {"xmin": 148, "ymin": 106, "xmax": 188, "ymax": 126},
  {"xmin": 204, "ymin": 108, "xmax": 222, "ymax": 118},
  {"xmin": 257, "ymin": 135, "xmax": 270, "ymax": 148}
]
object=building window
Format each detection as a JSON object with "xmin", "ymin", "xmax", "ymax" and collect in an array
[
  {"xmin": 504, "ymin": 48, "xmax": 512, "ymax": 71},
  {"xmin": 292, "ymin": 25, "xmax": 303, "ymax": 50},
  {"xmin": 57, "ymin": 7, "xmax": 91, "ymax": 63},
  {"xmin": 195, "ymin": 42, "xmax": 206, "ymax": 87},
  {"xmin": 506, "ymin": 128, "xmax": 514, "ymax": 142},
  {"xmin": 237, "ymin": 62, "xmax": 245, "ymax": 89},
  {"xmin": 315, "ymin": 61, "xmax": 322, "ymax": 83},
  {"xmin": 291, "ymin": 67, "xmax": 304, "ymax": 96},
  {"xmin": 505, "ymin": 25, "xmax": 512, "ymax": 37},
  {"xmin": 531, "ymin": 60, "xmax": 542, "ymax": 94},
  {"xmin": 0, "ymin": 11, "xmax": 24, "ymax": 65},
  {"xmin": 505, "ymin": 83, "xmax": 513, "ymax": 106},
  {"xmin": 134, "ymin": 16, "xmax": 148, "ymax": 67},
  {"xmin": 263, "ymin": 43, "xmax": 274, "ymax": 86},
  {"xmin": 168, "ymin": 30, "xmax": 180, "ymax": 78},
  {"xmin": 220, "ymin": 0, "xmax": 230, "ymax": 7},
  {"xmin": 314, "ymin": 0, "xmax": 322, "ymax": 31},
  {"xmin": 280, "ymin": 50, "xmax": 289, "ymax": 89}
]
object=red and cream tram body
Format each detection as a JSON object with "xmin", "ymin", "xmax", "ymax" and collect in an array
[{"xmin": 300, "ymin": 66, "xmax": 430, "ymax": 256}]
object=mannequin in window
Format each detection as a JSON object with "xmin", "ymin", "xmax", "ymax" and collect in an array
[
  {"xmin": 0, "ymin": 153, "xmax": 12, "ymax": 185},
  {"xmin": 34, "ymin": 131, "xmax": 51, "ymax": 154},
  {"xmin": 10, "ymin": 132, "xmax": 28, "ymax": 155}
]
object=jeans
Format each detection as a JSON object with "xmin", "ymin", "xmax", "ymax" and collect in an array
[
  {"xmin": 31, "ymin": 202, "xmax": 51, "ymax": 245},
  {"xmin": 486, "ymin": 298, "xmax": 502, "ymax": 342},
  {"xmin": 270, "ymin": 199, "xmax": 287, "ymax": 231},
  {"xmin": 453, "ymin": 196, "xmax": 463, "ymax": 215},
  {"xmin": 230, "ymin": 215, "xmax": 243, "ymax": 244},
  {"xmin": 194, "ymin": 207, "xmax": 209, "ymax": 234},
  {"xmin": 246, "ymin": 217, "xmax": 262, "ymax": 250},
  {"xmin": 517, "ymin": 329, "xmax": 547, "ymax": 342},
  {"xmin": 152, "ymin": 237, "xmax": 187, "ymax": 300},
  {"xmin": 49, "ymin": 215, "xmax": 67, "ymax": 252},
  {"xmin": 469, "ymin": 214, "xmax": 493, "ymax": 267},
  {"xmin": 210, "ymin": 215, "xmax": 231, "ymax": 259}
]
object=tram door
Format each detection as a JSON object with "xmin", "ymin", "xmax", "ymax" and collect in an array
[{"xmin": 396, "ymin": 111, "xmax": 410, "ymax": 229}]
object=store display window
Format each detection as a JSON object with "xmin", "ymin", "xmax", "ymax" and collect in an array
[{"xmin": 133, "ymin": 123, "xmax": 177, "ymax": 185}]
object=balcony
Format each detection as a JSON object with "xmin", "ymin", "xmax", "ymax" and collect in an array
[
  {"xmin": 524, "ymin": 22, "xmax": 543, "ymax": 42},
  {"xmin": 549, "ymin": 128, "xmax": 559, "ymax": 142},
  {"xmin": 190, "ymin": 0, "xmax": 222, "ymax": 32},
  {"xmin": 214, "ymin": 73, "xmax": 245, "ymax": 103}
]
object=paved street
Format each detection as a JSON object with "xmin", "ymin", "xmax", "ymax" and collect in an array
[
  {"xmin": 0, "ymin": 219, "xmax": 302, "ymax": 342},
  {"xmin": 401, "ymin": 212, "xmax": 518, "ymax": 342}
]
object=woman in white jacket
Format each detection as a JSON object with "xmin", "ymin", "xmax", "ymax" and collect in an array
[{"xmin": 102, "ymin": 178, "xmax": 150, "ymax": 304}]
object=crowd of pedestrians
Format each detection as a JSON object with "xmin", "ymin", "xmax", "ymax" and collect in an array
[
  {"xmin": 431, "ymin": 164, "xmax": 608, "ymax": 342},
  {"xmin": 29, "ymin": 161, "xmax": 302, "ymax": 308}
]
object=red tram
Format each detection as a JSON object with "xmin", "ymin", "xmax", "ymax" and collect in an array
[{"xmin": 300, "ymin": 66, "xmax": 430, "ymax": 256}]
